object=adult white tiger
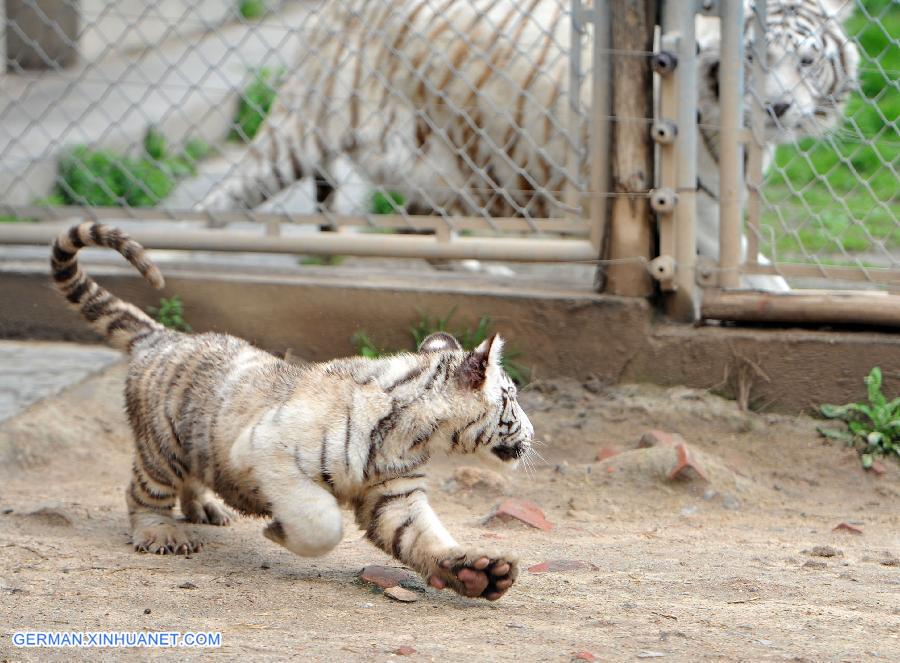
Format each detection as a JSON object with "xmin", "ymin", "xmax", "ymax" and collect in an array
[
  {"xmin": 200, "ymin": 0, "xmax": 859, "ymax": 291},
  {"xmin": 696, "ymin": 0, "xmax": 859, "ymax": 291}
]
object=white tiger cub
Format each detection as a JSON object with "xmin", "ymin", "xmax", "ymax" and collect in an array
[
  {"xmin": 695, "ymin": 0, "xmax": 860, "ymax": 291},
  {"xmin": 51, "ymin": 222, "xmax": 534, "ymax": 601},
  {"xmin": 199, "ymin": 0, "xmax": 858, "ymax": 291}
]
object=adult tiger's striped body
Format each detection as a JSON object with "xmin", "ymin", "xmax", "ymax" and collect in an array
[
  {"xmin": 51, "ymin": 222, "xmax": 534, "ymax": 601},
  {"xmin": 696, "ymin": 0, "xmax": 859, "ymax": 290},
  {"xmin": 200, "ymin": 0, "xmax": 859, "ymax": 290},
  {"xmin": 200, "ymin": 0, "xmax": 577, "ymax": 218}
]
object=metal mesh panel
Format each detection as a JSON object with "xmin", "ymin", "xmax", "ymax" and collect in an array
[
  {"xmin": 0, "ymin": 0, "xmax": 591, "ymax": 238},
  {"xmin": 746, "ymin": 0, "xmax": 899, "ymax": 289}
]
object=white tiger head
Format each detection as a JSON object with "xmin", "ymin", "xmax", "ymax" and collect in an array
[
  {"xmin": 698, "ymin": 0, "xmax": 860, "ymax": 146},
  {"xmin": 418, "ymin": 332, "xmax": 535, "ymax": 467}
]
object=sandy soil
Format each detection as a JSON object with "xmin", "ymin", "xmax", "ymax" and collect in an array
[{"xmin": 0, "ymin": 361, "xmax": 898, "ymax": 662}]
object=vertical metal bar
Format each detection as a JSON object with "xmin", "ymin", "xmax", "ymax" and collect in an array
[
  {"xmin": 589, "ymin": 0, "xmax": 611, "ymax": 266},
  {"xmin": 745, "ymin": 0, "xmax": 767, "ymax": 269},
  {"xmin": 661, "ymin": 0, "xmax": 699, "ymax": 318},
  {"xmin": 564, "ymin": 0, "xmax": 585, "ymax": 216},
  {"xmin": 718, "ymin": 0, "xmax": 745, "ymax": 289}
]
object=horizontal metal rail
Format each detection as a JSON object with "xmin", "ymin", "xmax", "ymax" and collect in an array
[
  {"xmin": 741, "ymin": 263, "xmax": 900, "ymax": 288},
  {"xmin": 701, "ymin": 290, "xmax": 900, "ymax": 328},
  {"xmin": 0, "ymin": 223, "xmax": 597, "ymax": 262},
  {"xmin": 1, "ymin": 206, "xmax": 591, "ymax": 237}
]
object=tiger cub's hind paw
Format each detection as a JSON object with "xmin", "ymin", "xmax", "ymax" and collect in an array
[{"xmin": 133, "ymin": 523, "xmax": 202, "ymax": 555}]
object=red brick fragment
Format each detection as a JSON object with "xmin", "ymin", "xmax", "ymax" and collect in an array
[
  {"xmin": 359, "ymin": 565, "xmax": 415, "ymax": 589},
  {"xmin": 595, "ymin": 446, "xmax": 621, "ymax": 461},
  {"xmin": 490, "ymin": 498, "xmax": 554, "ymax": 531},
  {"xmin": 394, "ymin": 646, "xmax": 416, "ymax": 656},
  {"xmin": 668, "ymin": 443, "xmax": 708, "ymax": 482},
  {"xmin": 638, "ymin": 429, "xmax": 685, "ymax": 449},
  {"xmin": 528, "ymin": 559, "xmax": 598, "ymax": 574},
  {"xmin": 574, "ymin": 652, "xmax": 596, "ymax": 661},
  {"xmin": 833, "ymin": 522, "xmax": 863, "ymax": 535},
  {"xmin": 870, "ymin": 461, "xmax": 886, "ymax": 476}
]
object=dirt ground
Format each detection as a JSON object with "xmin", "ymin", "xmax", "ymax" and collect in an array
[{"xmin": 0, "ymin": 357, "xmax": 898, "ymax": 662}]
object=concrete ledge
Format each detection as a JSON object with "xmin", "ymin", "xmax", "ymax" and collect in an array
[{"xmin": 2, "ymin": 262, "xmax": 898, "ymax": 413}]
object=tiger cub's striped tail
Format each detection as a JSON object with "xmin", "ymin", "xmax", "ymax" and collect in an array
[{"xmin": 51, "ymin": 222, "xmax": 166, "ymax": 351}]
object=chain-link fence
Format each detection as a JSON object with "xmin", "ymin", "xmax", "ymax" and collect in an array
[
  {"xmin": 0, "ymin": 1, "xmax": 897, "ymax": 313},
  {"xmin": 743, "ymin": 0, "xmax": 899, "ymax": 290},
  {"xmin": 0, "ymin": 0, "xmax": 599, "ymax": 255}
]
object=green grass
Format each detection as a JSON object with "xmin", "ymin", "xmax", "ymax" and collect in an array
[
  {"xmin": 229, "ymin": 68, "xmax": 284, "ymax": 143},
  {"xmin": 238, "ymin": 1, "xmax": 267, "ymax": 20},
  {"xmin": 46, "ymin": 128, "xmax": 210, "ymax": 208},
  {"xmin": 372, "ymin": 190, "xmax": 406, "ymax": 215},
  {"xmin": 299, "ymin": 255, "xmax": 345, "ymax": 266},
  {"xmin": 760, "ymin": 0, "xmax": 899, "ymax": 259},
  {"xmin": 352, "ymin": 308, "xmax": 531, "ymax": 385}
]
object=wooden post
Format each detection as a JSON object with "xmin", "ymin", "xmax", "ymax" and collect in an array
[
  {"xmin": 601, "ymin": 0, "xmax": 655, "ymax": 297},
  {"xmin": 6, "ymin": 0, "xmax": 80, "ymax": 71}
]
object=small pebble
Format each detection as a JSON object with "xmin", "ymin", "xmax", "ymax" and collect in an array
[
  {"xmin": 394, "ymin": 646, "xmax": 416, "ymax": 656},
  {"xmin": 802, "ymin": 560, "xmax": 827, "ymax": 569},
  {"xmin": 384, "ymin": 586, "xmax": 418, "ymax": 603},
  {"xmin": 143, "ymin": 608, "xmax": 151, "ymax": 615},
  {"xmin": 178, "ymin": 582, "xmax": 197, "ymax": 590},
  {"xmin": 809, "ymin": 545, "xmax": 841, "ymax": 558}
]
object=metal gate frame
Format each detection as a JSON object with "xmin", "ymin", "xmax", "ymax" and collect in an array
[{"xmin": 649, "ymin": 0, "xmax": 900, "ymax": 327}]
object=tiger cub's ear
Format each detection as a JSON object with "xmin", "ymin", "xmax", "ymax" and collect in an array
[
  {"xmin": 418, "ymin": 332, "xmax": 462, "ymax": 353},
  {"xmin": 459, "ymin": 334, "xmax": 504, "ymax": 390}
]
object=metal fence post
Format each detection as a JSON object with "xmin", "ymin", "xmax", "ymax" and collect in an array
[
  {"xmin": 588, "ymin": 0, "xmax": 612, "ymax": 290},
  {"xmin": 745, "ymin": 0, "xmax": 767, "ymax": 271},
  {"xmin": 717, "ymin": 0, "xmax": 745, "ymax": 289},
  {"xmin": 657, "ymin": 0, "xmax": 699, "ymax": 319}
]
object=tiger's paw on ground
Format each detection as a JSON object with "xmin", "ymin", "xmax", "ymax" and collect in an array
[{"xmin": 429, "ymin": 550, "xmax": 518, "ymax": 600}]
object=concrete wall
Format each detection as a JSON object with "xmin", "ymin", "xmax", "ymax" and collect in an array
[{"xmin": 2, "ymin": 262, "xmax": 898, "ymax": 413}]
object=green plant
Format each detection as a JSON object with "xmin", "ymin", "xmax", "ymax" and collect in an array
[
  {"xmin": 238, "ymin": 0, "xmax": 266, "ymax": 20},
  {"xmin": 353, "ymin": 308, "xmax": 530, "ymax": 384},
  {"xmin": 372, "ymin": 190, "xmax": 406, "ymax": 215},
  {"xmin": 299, "ymin": 255, "xmax": 345, "ymax": 266},
  {"xmin": 819, "ymin": 367, "xmax": 899, "ymax": 468},
  {"xmin": 148, "ymin": 296, "xmax": 192, "ymax": 332},
  {"xmin": 50, "ymin": 128, "xmax": 209, "ymax": 208},
  {"xmin": 351, "ymin": 331, "xmax": 385, "ymax": 359},
  {"xmin": 229, "ymin": 68, "xmax": 284, "ymax": 142}
]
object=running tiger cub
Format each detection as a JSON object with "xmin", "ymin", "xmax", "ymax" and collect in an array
[{"xmin": 50, "ymin": 222, "xmax": 533, "ymax": 601}]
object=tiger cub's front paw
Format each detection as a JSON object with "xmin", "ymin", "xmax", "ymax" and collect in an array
[{"xmin": 428, "ymin": 550, "xmax": 518, "ymax": 601}]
